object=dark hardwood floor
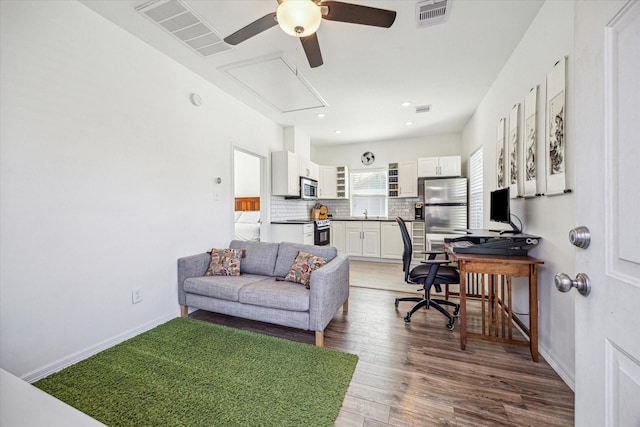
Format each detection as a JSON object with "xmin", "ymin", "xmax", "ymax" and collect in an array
[{"xmin": 190, "ymin": 286, "xmax": 574, "ymax": 426}]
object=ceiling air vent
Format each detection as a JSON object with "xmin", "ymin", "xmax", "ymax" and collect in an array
[
  {"xmin": 416, "ymin": 0, "xmax": 451, "ymax": 28},
  {"xmin": 136, "ymin": 0, "xmax": 232, "ymax": 57},
  {"xmin": 415, "ymin": 104, "xmax": 432, "ymax": 114}
]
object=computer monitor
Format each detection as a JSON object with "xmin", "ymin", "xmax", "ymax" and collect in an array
[{"xmin": 489, "ymin": 187, "xmax": 521, "ymax": 233}]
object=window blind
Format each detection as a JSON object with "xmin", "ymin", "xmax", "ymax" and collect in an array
[
  {"xmin": 469, "ymin": 148, "xmax": 484, "ymax": 229},
  {"xmin": 350, "ymin": 168, "xmax": 387, "ymax": 217}
]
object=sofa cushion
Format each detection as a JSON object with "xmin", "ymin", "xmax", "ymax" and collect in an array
[
  {"xmin": 205, "ymin": 248, "xmax": 244, "ymax": 276},
  {"xmin": 273, "ymin": 242, "xmax": 337, "ymax": 278},
  {"xmin": 284, "ymin": 251, "xmax": 327, "ymax": 289},
  {"xmin": 230, "ymin": 240, "xmax": 279, "ymax": 276},
  {"xmin": 238, "ymin": 279, "xmax": 310, "ymax": 312},
  {"xmin": 183, "ymin": 274, "xmax": 267, "ymax": 302}
]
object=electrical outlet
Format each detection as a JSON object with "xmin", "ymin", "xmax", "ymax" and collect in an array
[{"xmin": 132, "ymin": 288, "xmax": 142, "ymax": 304}]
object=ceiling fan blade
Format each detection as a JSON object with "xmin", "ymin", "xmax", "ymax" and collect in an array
[
  {"xmin": 224, "ymin": 12, "xmax": 278, "ymax": 45},
  {"xmin": 300, "ymin": 33, "xmax": 323, "ymax": 68},
  {"xmin": 318, "ymin": 1, "xmax": 396, "ymax": 28}
]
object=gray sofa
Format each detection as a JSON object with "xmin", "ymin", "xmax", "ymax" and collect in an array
[{"xmin": 178, "ymin": 240, "xmax": 349, "ymax": 346}]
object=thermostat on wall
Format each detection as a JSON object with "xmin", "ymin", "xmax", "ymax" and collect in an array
[{"xmin": 190, "ymin": 93, "xmax": 202, "ymax": 106}]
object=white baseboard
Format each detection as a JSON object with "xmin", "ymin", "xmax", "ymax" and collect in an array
[
  {"xmin": 539, "ymin": 346, "xmax": 575, "ymax": 392},
  {"xmin": 22, "ymin": 312, "xmax": 178, "ymax": 383},
  {"xmin": 511, "ymin": 319, "xmax": 575, "ymax": 392}
]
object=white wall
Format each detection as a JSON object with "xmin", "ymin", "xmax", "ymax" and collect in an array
[
  {"xmin": 311, "ymin": 133, "xmax": 462, "ymax": 171},
  {"xmin": 0, "ymin": 1, "xmax": 282, "ymax": 379},
  {"xmin": 461, "ymin": 0, "xmax": 575, "ymax": 386},
  {"xmin": 233, "ymin": 150, "xmax": 261, "ymax": 198}
]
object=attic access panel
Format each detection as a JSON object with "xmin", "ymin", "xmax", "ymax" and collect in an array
[{"xmin": 221, "ymin": 55, "xmax": 327, "ymax": 113}]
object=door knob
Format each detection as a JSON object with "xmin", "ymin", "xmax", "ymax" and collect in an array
[
  {"xmin": 568, "ymin": 226, "xmax": 591, "ymax": 249},
  {"xmin": 554, "ymin": 272, "xmax": 591, "ymax": 296}
]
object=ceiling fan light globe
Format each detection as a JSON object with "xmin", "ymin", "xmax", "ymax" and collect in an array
[{"xmin": 276, "ymin": 0, "xmax": 322, "ymax": 37}]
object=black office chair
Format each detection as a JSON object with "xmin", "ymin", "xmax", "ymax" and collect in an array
[{"xmin": 395, "ymin": 217, "xmax": 460, "ymax": 329}]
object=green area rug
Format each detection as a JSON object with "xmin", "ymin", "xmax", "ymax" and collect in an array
[{"xmin": 35, "ymin": 318, "xmax": 358, "ymax": 426}]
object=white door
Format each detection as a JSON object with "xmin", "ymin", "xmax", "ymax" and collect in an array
[{"xmin": 573, "ymin": 1, "xmax": 640, "ymax": 425}]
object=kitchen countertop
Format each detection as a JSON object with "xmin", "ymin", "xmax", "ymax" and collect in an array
[
  {"xmin": 271, "ymin": 217, "xmax": 422, "ymax": 224},
  {"xmin": 329, "ymin": 217, "xmax": 422, "ymax": 222},
  {"xmin": 271, "ymin": 219, "xmax": 315, "ymax": 224}
]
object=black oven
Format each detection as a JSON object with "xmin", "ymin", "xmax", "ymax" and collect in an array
[{"xmin": 314, "ymin": 219, "xmax": 331, "ymax": 246}]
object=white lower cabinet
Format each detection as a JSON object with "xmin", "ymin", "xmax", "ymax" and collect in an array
[
  {"xmin": 345, "ymin": 221, "xmax": 380, "ymax": 257},
  {"xmin": 380, "ymin": 221, "xmax": 412, "ymax": 259},
  {"xmin": 271, "ymin": 223, "xmax": 314, "ymax": 245},
  {"xmin": 412, "ymin": 222, "xmax": 426, "ymax": 261},
  {"xmin": 330, "ymin": 221, "xmax": 346, "ymax": 253},
  {"xmin": 333, "ymin": 220, "xmax": 427, "ymax": 259}
]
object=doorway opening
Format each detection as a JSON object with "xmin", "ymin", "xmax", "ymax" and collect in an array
[{"xmin": 233, "ymin": 148, "xmax": 265, "ymax": 242}]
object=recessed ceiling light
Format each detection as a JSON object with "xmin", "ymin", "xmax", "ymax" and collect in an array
[
  {"xmin": 405, "ymin": 121, "xmax": 413, "ymax": 126},
  {"xmin": 334, "ymin": 130, "xmax": 342, "ymax": 134},
  {"xmin": 317, "ymin": 113, "xmax": 325, "ymax": 118},
  {"xmin": 401, "ymin": 101, "xmax": 411, "ymax": 107}
]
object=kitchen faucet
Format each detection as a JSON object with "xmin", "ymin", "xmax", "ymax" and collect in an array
[{"xmin": 363, "ymin": 209, "xmax": 368, "ymax": 219}]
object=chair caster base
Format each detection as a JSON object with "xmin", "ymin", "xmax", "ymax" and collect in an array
[
  {"xmin": 395, "ymin": 298, "xmax": 400, "ymax": 307},
  {"xmin": 404, "ymin": 313, "xmax": 411, "ymax": 323},
  {"xmin": 446, "ymin": 318, "xmax": 455, "ymax": 330},
  {"xmin": 453, "ymin": 304, "xmax": 460, "ymax": 317}
]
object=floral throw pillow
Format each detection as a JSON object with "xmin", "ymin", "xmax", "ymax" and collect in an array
[
  {"xmin": 284, "ymin": 251, "xmax": 327, "ymax": 289},
  {"xmin": 205, "ymin": 248, "xmax": 244, "ymax": 276}
]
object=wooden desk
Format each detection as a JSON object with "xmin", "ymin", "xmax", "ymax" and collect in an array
[{"xmin": 446, "ymin": 249, "xmax": 544, "ymax": 362}]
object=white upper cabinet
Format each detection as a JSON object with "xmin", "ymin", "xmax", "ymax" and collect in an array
[
  {"xmin": 398, "ymin": 161, "xmax": 418, "ymax": 197},
  {"xmin": 418, "ymin": 155, "xmax": 461, "ymax": 177},
  {"xmin": 272, "ymin": 151, "xmax": 321, "ymax": 197},
  {"xmin": 388, "ymin": 161, "xmax": 418, "ymax": 198},
  {"xmin": 298, "ymin": 156, "xmax": 319, "ymax": 181},
  {"xmin": 336, "ymin": 166, "xmax": 348, "ymax": 199},
  {"xmin": 271, "ymin": 151, "xmax": 299, "ymax": 197},
  {"xmin": 318, "ymin": 165, "xmax": 349, "ymax": 199},
  {"xmin": 318, "ymin": 166, "xmax": 337, "ymax": 199},
  {"xmin": 438, "ymin": 156, "xmax": 462, "ymax": 176}
]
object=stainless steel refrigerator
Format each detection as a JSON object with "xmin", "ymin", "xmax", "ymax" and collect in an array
[{"xmin": 423, "ymin": 178, "xmax": 468, "ymax": 234}]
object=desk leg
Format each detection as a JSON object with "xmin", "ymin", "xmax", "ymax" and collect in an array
[
  {"xmin": 529, "ymin": 265, "xmax": 539, "ymax": 362},
  {"xmin": 459, "ymin": 267, "xmax": 467, "ymax": 350}
]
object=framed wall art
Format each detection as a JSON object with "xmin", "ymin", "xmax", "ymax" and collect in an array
[
  {"xmin": 508, "ymin": 103, "xmax": 520, "ymax": 198},
  {"xmin": 523, "ymin": 86, "xmax": 538, "ymax": 197},
  {"xmin": 546, "ymin": 57, "xmax": 568, "ymax": 195},
  {"xmin": 496, "ymin": 118, "xmax": 506, "ymax": 188}
]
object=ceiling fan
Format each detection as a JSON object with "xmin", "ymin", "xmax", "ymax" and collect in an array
[{"xmin": 223, "ymin": 0, "xmax": 397, "ymax": 68}]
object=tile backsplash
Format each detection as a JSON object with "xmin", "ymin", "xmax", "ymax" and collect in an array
[
  {"xmin": 271, "ymin": 196, "xmax": 422, "ymax": 220},
  {"xmin": 270, "ymin": 197, "xmax": 317, "ymax": 221}
]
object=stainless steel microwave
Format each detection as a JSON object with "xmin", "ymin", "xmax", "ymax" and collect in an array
[{"xmin": 300, "ymin": 176, "xmax": 318, "ymax": 200}]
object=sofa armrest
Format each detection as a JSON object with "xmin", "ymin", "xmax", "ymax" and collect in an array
[
  {"xmin": 177, "ymin": 253, "xmax": 210, "ymax": 306},
  {"xmin": 308, "ymin": 254, "xmax": 350, "ymax": 332}
]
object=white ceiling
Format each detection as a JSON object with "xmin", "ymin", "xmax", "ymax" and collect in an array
[{"xmin": 82, "ymin": 0, "xmax": 544, "ymax": 146}]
